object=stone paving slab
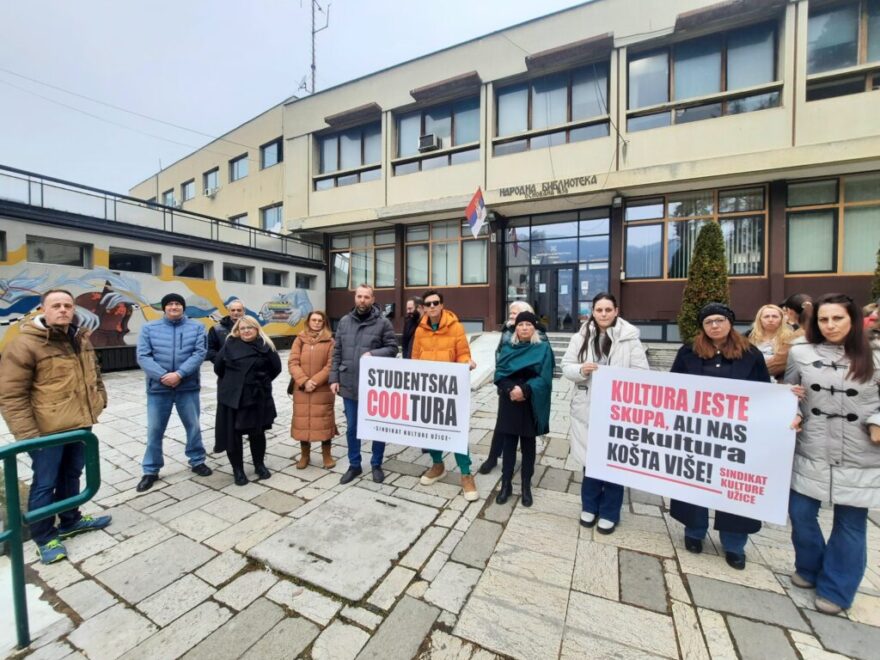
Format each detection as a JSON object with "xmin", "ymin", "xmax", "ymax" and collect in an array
[
  {"xmin": 687, "ymin": 575, "xmax": 810, "ymax": 632},
  {"xmin": 181, "ymin": 598, "xmax": 284, "ymax": 660},
  {"xmin": 357, "ymin": 596, "xmax": 440, "ymax": 660},
  {"xmin": 727, "ymin": 615, "xmax": 798, "ymax": 660},
  {"xmin": 249, "ymin": 488, "xmax": 435, "ymax": 600}
]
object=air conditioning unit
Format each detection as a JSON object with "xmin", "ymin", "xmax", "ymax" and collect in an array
[
  {"xmin": 203, "ymin": 186, "xmax": 219, "ymax": 198},
  {"xmin": 418, "ymin": 134, "xmax": 442, "ymax": 152}
]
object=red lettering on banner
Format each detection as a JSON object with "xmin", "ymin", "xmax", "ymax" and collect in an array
[
  {"xmin": 368, "ymin": 390, "xmax": 411, "ymax": 421},
  {"xmin": 691, "ymin": 391, "xmax": 750, "ymax": 421}
]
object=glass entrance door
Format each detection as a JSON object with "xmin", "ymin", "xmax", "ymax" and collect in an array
[{"xmin": 531, "ymin": 266, "xmax": 576, "ymax": 332}]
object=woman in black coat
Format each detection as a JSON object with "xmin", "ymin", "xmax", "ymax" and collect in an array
[
  {"xmin": 670, "ymin": 303, "xmax": 771, "ymax": 570},
  {"xmin": 214, "ymin": 316, "xmax": 282, "ymax": 486}
]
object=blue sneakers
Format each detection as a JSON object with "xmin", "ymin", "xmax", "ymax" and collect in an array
[
  {"xmin": 36, "ymin": 539, "xmax": 68, "ymax": 564},
  {"xmin": 58, "ymin": 514, "xmax": 113, "ymax": 539}
]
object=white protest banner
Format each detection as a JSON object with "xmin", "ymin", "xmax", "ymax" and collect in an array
[
  {"xmin": 586, "ymin": 366, "xmax": 797, "ymax": 524},
  {"xmin": 356, "ymin": 356, "xmax": 470, "ymax": 454}
]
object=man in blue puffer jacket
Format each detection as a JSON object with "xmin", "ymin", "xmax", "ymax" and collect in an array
[{"xmin": 135, "ymin": 293, "xmax": 212, "ymax": 491}]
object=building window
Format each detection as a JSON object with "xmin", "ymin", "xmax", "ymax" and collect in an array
[
  {"xmin": 203, "ymin": 168, "xmax": 219, "ymax": 193},
  {"xmin": 109, "ymin": 248, "xmax": 156, "ymax": 274},
  {"xmin": 786, "ymin": 172, "xmax": 880, "ymax": 274},
  {"xmin": 27, "ymin": 236, "xmax": 91, "ymax": 268},
  {"xmin": 261, "ymin": 204, "xmax": 283, "ymax": 233},
  {"xmin": 295, "ymin": 273, "xmax": 316, "ymax": 289},
  {"xmin": 404, "ymin": 220, "xmax": 489, "ymax": 287},
  {"xmin": 263, "ymin": 268, "xmax": 288, "ymax": 287},
  {"xmin": 229, "ymin": 213, "xmax": 248, "ymax": 225},
  {"xmin": 315, "ymin": 123, "xmax": 381, "ymax": 190},
  {"xmin": 807, "ymin": 0, "xmax": 880, "ymax": 100},
  {"xmin": 162, "ymin": 189, "xmax": 175, "ymax": 207},
  {"xmin": 173, "ymin": 257, "xmax": 210, "ymax": 279},
  {"xmin": 261, "ymin": 138, "xmax": 283, "ymax": 169},
  {"xmin": 627, "ymin": 22, "xmax": 780, "ymax": 132},
  {"xmin": 223, "ymin": 263, "xmax": 253, "ymax": 283},
  {"xmin": 330, "ymin": 228, "xmax": 396, "ymax": 289},
  {"xmin": 229, "ymin": 154, "xmax": 249, "ymax": 182},
  {"xmin": 494, "ymin": 63, "xmax": 610, "ymax": 155},
  {"xmin": 181, "ymin": 180, "xmax": 195, "ymax": 202},
  {"xmin": 624, "ymin": 186, "xmax": 767, "ymax": 279},
  {"xmin": 394, "ymin": 97, "xmax": 480, "ymax": 175}
]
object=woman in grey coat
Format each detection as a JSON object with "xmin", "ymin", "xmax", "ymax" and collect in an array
[{"xmin": 785, "ymin": 293, "xmax": 880, "ymax": 615}]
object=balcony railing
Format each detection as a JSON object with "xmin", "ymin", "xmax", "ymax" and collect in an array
[{"xmin": 0, "ymin": 164, "xmax": 324, "ymax": 262}]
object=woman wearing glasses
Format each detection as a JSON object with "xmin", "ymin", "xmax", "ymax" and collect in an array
[
  {"xmin": 784, "ymin": 293, "xmax": 880, "ymax": 615},
  {"xmin": 214, "ymin": 316, "xmax": 282, "ymax": 485},
  {"xmin": 670, "ymin": 303, "xmax": 771, "ymax": 570}
]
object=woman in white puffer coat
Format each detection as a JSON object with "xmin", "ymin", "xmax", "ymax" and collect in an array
[
  {"xmin": 562, "ymin": 293, "xmax": 649, "ymax": 534},
  {"xmin": 784, "ymin": 293, "xmax": 880, "ymax": 616}
]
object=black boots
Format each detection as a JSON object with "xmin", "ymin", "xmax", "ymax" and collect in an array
[
  {"xmin": 255, "ymin": 463, "xmax": 271, "ymax": 480},
  {"xmin": 521, "ymin": 480, "xmax": 533, "ymax": 508},
  {"xmin": 496, "ymin": 480, "xmax": 513, "ymax": 504},
  {"xmin": 233, "ymin": 468, "xmax": 249, "ymax": 486}
]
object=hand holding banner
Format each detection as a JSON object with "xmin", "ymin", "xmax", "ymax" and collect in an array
[
  {"xmin": 586, "ymin": 366, "xmax": 798, "ymax": 524},
  {"xmin": 357, "ymin": 356, "xmax": 471, "ymax": 453}
]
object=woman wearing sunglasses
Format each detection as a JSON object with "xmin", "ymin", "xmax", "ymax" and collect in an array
[
  {"xmin": 784, "ymin": 293, "xmax": 880, "ymax": 615},
  {"xmin": 669, "ymin": 302, "xmax": 770, "ymax": 570}
]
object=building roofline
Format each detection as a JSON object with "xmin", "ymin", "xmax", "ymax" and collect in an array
[
  {"xmin": 283, "ymin": 0, "xmax": 601, "ymax": 108},
  {"xmin": 129, "ymin": 93, "xmax": 298, "ymax": 189}
]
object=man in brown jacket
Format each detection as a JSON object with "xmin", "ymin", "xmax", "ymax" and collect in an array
[{"xmin": 0, "ymin": 289, "xmax": 111, "ymax": 564}]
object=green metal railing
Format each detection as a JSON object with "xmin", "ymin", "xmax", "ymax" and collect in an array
[{"xmin": 0, "ymin": 430, "xmax": 101, "ymax": 649}]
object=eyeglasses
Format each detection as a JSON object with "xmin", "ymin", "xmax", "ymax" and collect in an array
[
  {"xmin": 424, "ymin": 300, "xmax": 442, "ymax": 307},
  {"xmin": 702, "ymin": 318, "xmax": 729, "ymax": 326},
  {"xmin": 239, "ymin": 326, "xmax": 257, "ymax": 332}
]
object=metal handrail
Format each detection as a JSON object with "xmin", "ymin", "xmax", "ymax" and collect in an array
[
  {"xmin": 0, "ymin": 163, "xmax": 325, "ymax": 262},
  {"xmin": 0, "ymin": 429, "xmax": 101, "ymax": 650}
]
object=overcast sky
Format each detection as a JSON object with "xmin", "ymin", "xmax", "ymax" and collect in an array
[{"xmin": 0, "ymin": 0, "xmax": 586, "ymax": 194}]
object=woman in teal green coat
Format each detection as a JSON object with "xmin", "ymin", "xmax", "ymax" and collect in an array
[{"xmin": 493, "ymin": 311, "xmax": 555, "ymax": 507}]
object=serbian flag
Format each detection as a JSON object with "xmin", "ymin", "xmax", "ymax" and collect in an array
[{"xmin": 465, "ymin": 187, "xmax": 487, "ymax": 239}]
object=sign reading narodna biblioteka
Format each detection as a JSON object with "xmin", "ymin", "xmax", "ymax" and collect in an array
[
  {"xmin": 357, "ymin": 356, "xmax": 471, "ymax": 454},
  {"xmin": 586, "ymin": 366, "xmax": 798, "ymax": 525}
]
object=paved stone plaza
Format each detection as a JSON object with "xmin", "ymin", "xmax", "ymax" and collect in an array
[{"xmin": 3, "ymin": 353, "xmax": 880, "ymax": 659}]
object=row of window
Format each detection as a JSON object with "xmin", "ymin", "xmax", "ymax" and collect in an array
[
  {"xmin": 621, "ymin": 173, "xmax": 880, "ymax": 279},
  {"xmin": 159, "ymin": 138, "xmax": 283, "ymax": 207},
  {"xmin": 225, "ymin": 203, "xmax": 283, "ymax": 233},
  {"xmin": 311, "ymin": 1, "xmax": 879, "ymax": 189},
  {"xmin": 329, "ymin": 220, "xmax": 489, "ymax": 289},
  {"xmin": 21, "ymin": 235, "xmax": 312, "ymax": 288}
]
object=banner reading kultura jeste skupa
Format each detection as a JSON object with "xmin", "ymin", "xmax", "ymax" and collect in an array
[
  {"xmin": 585, "ymin": 366, "xmax": 798, "ymax": 525},
  {"xmin": 357, "ymin": 356, "xmax": 470, "ymax": 454}
]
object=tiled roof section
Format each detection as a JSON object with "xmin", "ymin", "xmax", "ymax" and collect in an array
[
  {"xmin": 324, "ymin": 102, "xmax": 382, "ymax": 129},
  {"xmin": 410, "ymin": 71, "xmax": 483, "ymax": 103},
  {"xmin": 675, "ymin": 0, "xmax": 787, "ymax": 33},
  {"xmin": 525, "ymin": 33, "xmax": 614, "ymax": 71}
]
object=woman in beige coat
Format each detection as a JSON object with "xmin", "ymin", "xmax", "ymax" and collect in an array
[{"xmin": 289, "ymin": 311, "xmax": 338, "ymax": 469}]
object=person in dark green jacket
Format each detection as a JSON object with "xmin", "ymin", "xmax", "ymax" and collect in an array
[{"xmin": 492, "ymin": 311, "xmax": 554, "ymax": 507}]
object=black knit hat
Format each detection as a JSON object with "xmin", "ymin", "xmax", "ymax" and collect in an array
[
  {"xmin": 698, "ymin": 302, "xmax": 734, "ymax": 325},
  {"xmin": 514, "ymin": 311, "xmax": 540, "ymax": 327},
  {"xmin": 161, "ymin": 293, "xmax": 186, "ymax": 310}
]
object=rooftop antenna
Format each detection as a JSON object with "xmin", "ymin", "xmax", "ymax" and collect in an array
[{"xmin": 308, "ymin": 1, "xmax": 331, "ymax": 94}]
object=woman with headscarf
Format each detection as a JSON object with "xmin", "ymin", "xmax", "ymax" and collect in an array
[
  {"xmin": 562, "ymin": 292, "xmax": 649, "ymax": 534},
  {"xmin": 747, "ymin": 303, "xmax": 799, "ymax": 381},
  {"xmin": 214, "ymin": 316, "xmax": 282, "ymax": 485},
  {"xmin": 493, "ymin": 311, "xmax": 555, "ymax": 507},
  {"xmin": 670, "ymin": 302, "xmax": 771, "ymax": 570},
  {"xmin": 784, "ymin": 293, "xmax": 880, "ymax": 615}
]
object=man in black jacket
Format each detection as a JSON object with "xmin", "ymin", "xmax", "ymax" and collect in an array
[
  {"xmin": 401, "ymin": 296, "xmax": 423, "ymax": 360},
  {"xmin": 330, "ymin": 285, "xmax": 398, "ymax": 485},
  {"xmin": 207, "ymin": 300, "xmax": 245, "ymax": 363}
]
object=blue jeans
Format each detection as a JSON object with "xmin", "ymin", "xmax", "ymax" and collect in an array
[
  {"xmin": 28, "ymin": 441, "xmax": 85, "ymax": 545},
  {"xmin": 789, "ymin": 489, "xmax": 867, "ymax": 609},
  {"xmin": 143, "ymin": 389, "xmax": 206, "ymax": 475},
  {"xmin": 684, "ymin": 508, "xmax": 748, "ymax": 555},
  {"xmin": 581, "ymin": 478, "xmax": 624, "ymax": 523},
  {"xmin": 343, "ymin": 397, "xmax": 385, "ymax": 469}
]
